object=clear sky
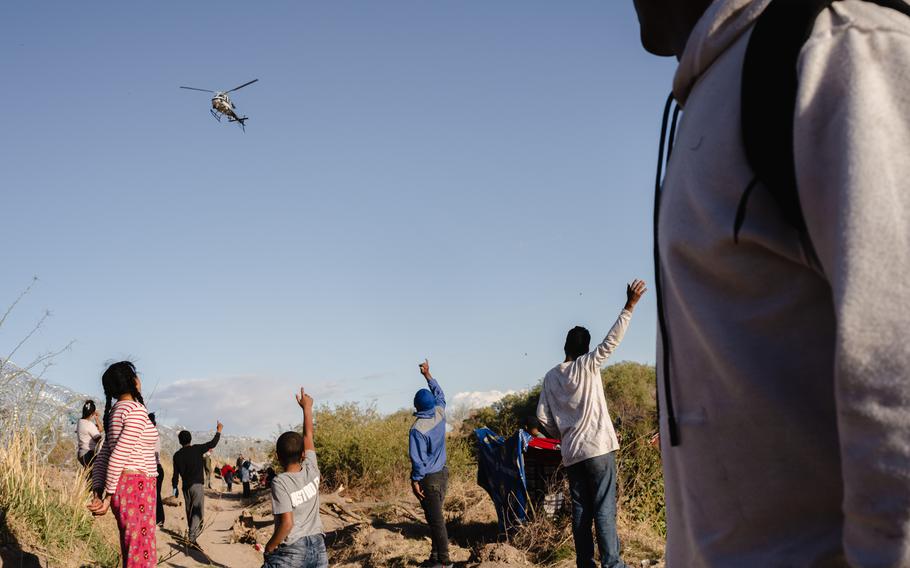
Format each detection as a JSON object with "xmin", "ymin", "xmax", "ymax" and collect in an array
[{"xmin": 1, "ymin": 1, "xmax": 676, "ymax": 437}]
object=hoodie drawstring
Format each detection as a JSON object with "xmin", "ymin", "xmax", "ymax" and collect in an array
[{"xmin": 654, "ymin": 92, "xmax": 681, "ymax": 447}]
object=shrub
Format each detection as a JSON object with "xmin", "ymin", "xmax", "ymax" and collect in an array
[
  {"xmin": 308, "ymin": 403, "xmax": 473, "ymax": 497},
  {"xmin": 0, "ymin": 429, "xmax": 120, "ymax": 566}
]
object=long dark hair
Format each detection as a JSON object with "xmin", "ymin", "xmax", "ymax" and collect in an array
[
  {"xmin": 101, "ymin": 361, "xmax": 144, "ymax": 432},
  {"xmin": 81, "ymin": 399, "xmax": 96, "ymax": 420}
]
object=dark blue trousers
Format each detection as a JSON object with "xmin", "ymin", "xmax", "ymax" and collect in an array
[{"xmin": 566, "ymin": 452, "xmax": 626, "ymax": 568}]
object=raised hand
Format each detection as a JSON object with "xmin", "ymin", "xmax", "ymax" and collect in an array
[
  {"xmin": 296, "ymin": 387, "xmax": 314, "ymax": 411},
  {"xmin": 625, "ymin": 279, "xmax": 648, "ymax": 312},
  {"xmin": 419, "ymin": 359, "xmax": 432, "ymax": 380},
  {"xmin": 216, "ymin": 421, "xmax": 224, "ymax": 433}
]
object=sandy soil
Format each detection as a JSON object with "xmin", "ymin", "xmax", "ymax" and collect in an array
[
  {"xmin": 156, "ymin": 484, "xmax": 266, "ymax": 567},
  {"xmin": 154, "ymin": 482, "xmax": 533, "ymax": 568},
  {"xmin": 154, "ymin": 482, "xmax": 662, "ymax": 568}
]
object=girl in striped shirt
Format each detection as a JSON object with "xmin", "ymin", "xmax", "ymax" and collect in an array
[{"xmin": 88, "ymin": 361, "xmax": 159, "ymax": 567}]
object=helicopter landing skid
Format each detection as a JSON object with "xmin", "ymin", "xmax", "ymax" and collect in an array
[{"xmin": 210, "ymin": 109, "xmax": 222, "ymax": 122}]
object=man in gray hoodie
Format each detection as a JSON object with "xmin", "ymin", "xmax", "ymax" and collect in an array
[{"xmin": 632, "ymin": 0, "xmax": 910, "ymax": 566}]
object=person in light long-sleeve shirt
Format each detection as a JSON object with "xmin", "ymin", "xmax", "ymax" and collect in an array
[{"xmin": 537, "ymin": 279, "xmax": 646, "ymax": 568}]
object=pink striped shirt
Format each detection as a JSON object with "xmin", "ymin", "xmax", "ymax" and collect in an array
[{"xmin": 91, "ymin": 399, "xmax": 159, "ymax": 495}]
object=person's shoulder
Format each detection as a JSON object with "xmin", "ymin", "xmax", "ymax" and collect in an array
[
  {"xmin": 120, "ymin": 399, "xmax": 148, "ymax": 416},
  {"xmin": 543, "ymin": 364, "xmax": 567, "ymax": 383},
  {"xmin": 812, "ymin": 1, "xmax": 910, "ymax": 44},
  {"xmin": 270, "ymin": 474, "xmax": 290, "ymax": 496}
]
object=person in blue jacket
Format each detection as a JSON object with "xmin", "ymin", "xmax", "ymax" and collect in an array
[{"xmin": 409, "ymin": 358, "xmax": 450, "ymax": 568}]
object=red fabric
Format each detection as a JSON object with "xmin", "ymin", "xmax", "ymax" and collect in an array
[
  {"xmin": 528, "ymin": 437, "xmax": 561, "ymax": 451},
  {"xmin": 111, "ymin": 472, "xmax": 157, "ymax": 567}
]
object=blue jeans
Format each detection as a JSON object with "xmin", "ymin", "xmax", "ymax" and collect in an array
[
  {"xmin": 262, "ymin": 534, "xmax": 328, "ymax": 568},
  {"xmin": 566, "ymin": 452, "xmax": 626, "ymax": 568}
]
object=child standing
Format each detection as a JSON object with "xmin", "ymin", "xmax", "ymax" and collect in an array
[
  {"xmin": 263, "ymin": 388, "xmax": 326, "ymax": 568},
  {"xmin": 88, "ymin": 361, "xmax": 159, "ymax": 568},
  {"xmin": 409, "ymin": 359, "xmax": 451, "ymax": 568}
]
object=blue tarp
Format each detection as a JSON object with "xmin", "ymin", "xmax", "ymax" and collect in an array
[{"xmin": 475, "ymin": 427, "xmax": 532, "ymax": 532}]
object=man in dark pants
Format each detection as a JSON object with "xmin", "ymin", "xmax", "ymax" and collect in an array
[
  {"xmin": 408, "ymin": 359, "xmax": 450, "ymax": 568},
  {"xmin": 172, "ymin": 421, "xmax": 222, "ymax": 546}
]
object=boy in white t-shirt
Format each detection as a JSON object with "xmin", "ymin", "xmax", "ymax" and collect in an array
[{"xmin": 263, "ymin": 388, "xmax": 325, "ymax": 568}]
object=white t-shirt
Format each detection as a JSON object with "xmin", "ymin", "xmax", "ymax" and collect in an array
[{"xmin": 76, "ymin": 418, "xmax": 101, "ymax": 457}]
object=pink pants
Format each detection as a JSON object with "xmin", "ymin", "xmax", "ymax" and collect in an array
[{"xmin": 110, "ymin": 472, "xmax": 157, "ymax": 567}]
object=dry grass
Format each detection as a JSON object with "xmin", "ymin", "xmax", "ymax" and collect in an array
[{"xmin": 0, "ymin": 429, "xmax": 121, "ymax": 567}]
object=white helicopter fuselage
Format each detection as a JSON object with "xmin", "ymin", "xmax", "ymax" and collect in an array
[{"xmin": 211, "ymin": 93, "xmax": 235, "ymax": 117}]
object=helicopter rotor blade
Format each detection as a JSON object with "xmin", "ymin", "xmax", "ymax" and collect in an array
[
  {"xmin": 226, "ymin": 79, "xmax": 258, "ymax": 93},
  {"xmin": 179, "ymin": 86, "xmax": 216, "ymax": 93}
]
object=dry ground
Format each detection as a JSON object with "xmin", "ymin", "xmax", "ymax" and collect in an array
[{"xmin": 155, "ymin": 478, "xmax": 664, "ymax": 568}]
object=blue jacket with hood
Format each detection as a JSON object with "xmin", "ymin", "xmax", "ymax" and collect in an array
[{"xmin": 409, "ymin": 378, "xmax": 446, "ymax": 481}]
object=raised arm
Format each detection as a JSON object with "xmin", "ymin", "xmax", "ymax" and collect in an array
[
  {"xmin": 201, "ymin": 422, "xmax": 223, "ymax": 452},
  {"xmin": 579, "ymin": 280, "xmax": 647, "ymax": 371},
  {"xmin": 419, "ymin": 359, "xmax": 445, "ymax": 408},
  {"xmin": 296, "ymin": 388, "xmax": 316, "ymax": 453}
]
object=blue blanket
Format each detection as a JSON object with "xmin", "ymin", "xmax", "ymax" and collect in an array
[{"xmin": 474, "ymin": 427, "xmax": 532, "ymax": 532}]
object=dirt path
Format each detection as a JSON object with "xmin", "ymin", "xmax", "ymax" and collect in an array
[{"xmin": 156, "ymin": 485, "xmax": 266, "ymax": 567}]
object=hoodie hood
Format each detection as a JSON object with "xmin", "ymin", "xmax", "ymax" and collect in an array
[
  {"xmin": 413, "ymin": 388, "xmax": 436, "ymax": 415},
  {"xmin": 673, "ymin": 0, "xmax": 771, "ymax": 105}
]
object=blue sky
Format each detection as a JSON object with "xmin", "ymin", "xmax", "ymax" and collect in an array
[{"xmin": 1, "ymin": 1, "xmax": 676, "ymax": 437}]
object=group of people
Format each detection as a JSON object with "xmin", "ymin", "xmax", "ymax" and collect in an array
[
  {"xmin": 76, "ymin": 280, "xmax": 645, "ymax": 568},
  {"xmin": 80, "ymin": 0, "xmax": 910, "ymax": 566}
]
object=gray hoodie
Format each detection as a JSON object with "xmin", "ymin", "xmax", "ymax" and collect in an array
[{"xmin": 658, "ymin": 1, "xmax": 910, "ymax": 566}]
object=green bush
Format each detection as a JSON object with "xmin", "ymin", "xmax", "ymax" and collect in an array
[{"xmin": 308, "ymin": 403, "xmax": 473, "ymax": 496}]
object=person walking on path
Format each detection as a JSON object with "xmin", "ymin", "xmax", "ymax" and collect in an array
[
  {"xmin": 632, "ymin": 1, "xmax": 910, "ymax": 565},
  {"xmin": 172, "ymin": 423, "xmax": 222, "ymax": 546},
  {"xmin": 221, "ymin": 463, "xmax": 235, "ymax": 493},
  {"xmin": 203, "ymin": 449, "xmax": 214, "ymax": 489},
  {"xmin": 240, "ymin": 459, "xmax": 252, "ymax": 499},
  {"xmin": 75, "ymin": 399, "xmax": 103, "ymax": 468},
  {"xmin": 409, "ymin": 359, "xmax": 451, "ymax": 568},
  {"xmin": 148, "ymin": 412, "xmax": 165, "ymax": 527},
  {"xmin": 87, "ymin": 361, "xmax": 159, "ymax": 567},
  {"xmin": 537, "ymin": 280, "xmax": 647, "ymax": 568}
]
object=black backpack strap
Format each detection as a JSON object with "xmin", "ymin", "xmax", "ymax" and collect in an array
[
  {"xmin": 740, "ymin": 0, "xmax": 834, "ymax": 255},
  {"xmin": 739, "ymin": 0, "xmax": 910, "ymax": 257}
]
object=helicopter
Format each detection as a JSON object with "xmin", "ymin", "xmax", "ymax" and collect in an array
[{"xmin": 179, "ymin": 79, "xmax": 258, "ymax": 131}]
